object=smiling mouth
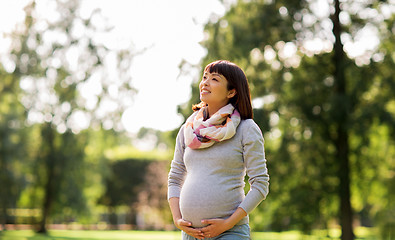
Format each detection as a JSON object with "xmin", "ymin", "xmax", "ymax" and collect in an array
[{"xmin": 201, "ymin": 89, "xmax": 210, "ymax": 94}]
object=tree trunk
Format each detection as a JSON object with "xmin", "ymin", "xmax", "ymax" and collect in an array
[
  {"xmin": 336, "ymin": 129, "xmax": 354, "ymax": 240},
  {"xmin": 37, "ymin": 124, "xmax": 56, "ymax": 234},
  {"xmin": 331, "ymin": 0, "xmax": 354, "ymax": 239}
]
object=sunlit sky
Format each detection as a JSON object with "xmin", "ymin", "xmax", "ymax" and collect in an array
[{"xmin": 0, "ymin": 0, "xmax": 225, "ymax": 133}]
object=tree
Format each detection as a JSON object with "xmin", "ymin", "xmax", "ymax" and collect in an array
[
  {"xmin": 98, "ymin": 158, "xmax": 170, "ymax": 230},
  {"xmin": 0, "ymin": 64, "xmax": 28, "ymax": 230},
  {"xmin": 183, "ymin": 0, "xmax": 394, "ymax": 239},
  {"xmin": 34, "ymin": 124, "xmax": 87, "ymax": 231},
  {"xmin": 3, "ymin": 0, "xmax": 136, "ymax": 233},
  {"xmin": 99, "ymin": 159, "xmax": 150, "ymax": 228}
]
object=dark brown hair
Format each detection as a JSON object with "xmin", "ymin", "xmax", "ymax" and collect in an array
[{"xmin": 193, "ymin": 60, "xmax": 253, "ymax": 119}]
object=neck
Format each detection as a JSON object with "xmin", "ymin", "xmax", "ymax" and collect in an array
[{"xmin": 206, "ymin": 103, "xmax": 228, "ymax": 118}]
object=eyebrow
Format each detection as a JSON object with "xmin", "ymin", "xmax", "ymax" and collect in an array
[
  {"xmin": 203, "ymin": 72, "xmax": 224, "ymax": 79},
  {"xmin": 212, "ymin": 73, "xmax": 224, "ymax": 79}
]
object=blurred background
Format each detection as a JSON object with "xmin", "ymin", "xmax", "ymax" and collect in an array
[{"xmin": 0, "ymin": 0, "xmax": 394, "ymax": 240}]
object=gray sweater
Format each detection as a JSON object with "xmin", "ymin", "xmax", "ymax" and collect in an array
[{"xmin": 168, "ymin": 119, "xmax": 269, "ymax": 228}]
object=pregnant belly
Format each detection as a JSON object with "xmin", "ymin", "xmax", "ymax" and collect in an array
[{"xmin": 179, "ymin": 177, "xmax": 244, "ymax": 228}]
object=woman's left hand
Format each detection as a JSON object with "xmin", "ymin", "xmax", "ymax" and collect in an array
[{"xmin": 200, "ymin": 218, "xmax": 233, "ymax": 238}]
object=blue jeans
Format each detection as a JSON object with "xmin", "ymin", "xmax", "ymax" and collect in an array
[{"xmin": 182, "ymin": 224, "xmax": 250, "ymax": 240}]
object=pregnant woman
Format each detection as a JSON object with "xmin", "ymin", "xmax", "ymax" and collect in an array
[{"xmin": 168, "ymin": 60, "xmax": 269, "ymax": 240}]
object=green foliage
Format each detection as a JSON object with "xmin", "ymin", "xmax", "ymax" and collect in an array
[
  {"xmin": 104, "ymin": 146, "xmax": 172, "ymax": 162},
  {"xmin": 0, "ymin": 60, "xmax": 28, "ymax": 227},
  {"xmin": 99, "ymin": 159, "xmax": 150, "ymax": 206},
  {"xmin": 35, "ymin": 126, "xmax": 88, "ymax": 219},
  {"xmin": 99, "ymin": 158, "xmax": 171, "ymax": 228}
]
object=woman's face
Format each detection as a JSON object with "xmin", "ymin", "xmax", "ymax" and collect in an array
[{"xmin": 199, "ymin": 71, "xmax": 236, "ymax": 109}]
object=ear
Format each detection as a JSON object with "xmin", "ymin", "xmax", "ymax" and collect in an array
[{"xmin": 227, "ymin": 89, "xmax": 237, "ymax": 99}]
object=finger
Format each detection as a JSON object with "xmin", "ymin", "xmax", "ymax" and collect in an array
[
  {"xmin": 187, "ymin": 229, "xmax": 204, "ymax": 239},
  {"xmin": 200, "ymin": 225, "xmax": 211, "ymax": 233},
  {"xmin": 195, "ymin": 231, "xmax": 205, "ymax": 239},
  {"xmin": 179, "ymin": 219, "xmax": 192, "ymax": 227},
  {"xmin": 195, "ymin": 228, "xmax": 205, "ymax": 238},
  {"xmin": 201, "ymin": 219, "xmax": 210, "ymax": 225},
  {"xmin": 200, "ymin": 226, "xmax": 210, "ymax": 233},
  {"xmin": 201, "ymin": 219, "xmax": 217, "ymax": 225},
  {"xmin": 204, "ymin": 232, "xmax": 214, "ymax": 238}
]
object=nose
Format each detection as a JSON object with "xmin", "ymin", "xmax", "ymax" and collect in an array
[{"xmin": 202, "ymin": 77, "xmax": 209, "ymax": 86}]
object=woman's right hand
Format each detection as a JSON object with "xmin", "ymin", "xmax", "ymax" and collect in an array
[
  {"xmin": 168, "ymin": 198, "xmax": 204, "ymax": 238},
  {"xmin": 175, "ymin": 218, "xmax": 205, "ymax": 239}
]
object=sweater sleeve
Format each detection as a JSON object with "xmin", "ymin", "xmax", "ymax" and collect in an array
[
  {"xmin": 167, "ymin": 125, "xmax": 187, "ymax": 200},
  {"xmin": 238, "ymin": 120, "xmax": 269, "ymax": 214}
]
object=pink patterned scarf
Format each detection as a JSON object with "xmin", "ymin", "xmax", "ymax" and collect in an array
[{"xmin": 184, "ymin": 104, "xmax": 241, "ymax": 149}]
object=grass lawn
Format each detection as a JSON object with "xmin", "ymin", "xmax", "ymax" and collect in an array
[
  {"xmin": 0, "ymin": 227, "xmax": 378, "ymax": 240},
  {"xmin": 0, "ymin": 230, "xmax": 181, "ymax": 240}
]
